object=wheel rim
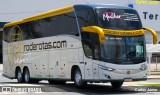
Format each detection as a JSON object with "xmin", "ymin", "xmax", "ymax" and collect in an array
[
  {"xmin": 24, "ymin": 69, "xmax": 30, "ymax": 82},
  {"xmin": 75, "ymin": 71, "xmax": 82, "ymax": 85}
]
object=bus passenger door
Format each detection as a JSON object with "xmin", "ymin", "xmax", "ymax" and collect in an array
[
  {"xmin": 92, "ymin": 43, "xmax": 100, "ymax": 80},
  {"xmin": 83, "ymin": 43, "xmax": 100, "ymax": 80},
  {"xmin": 83, "ymin": 41, "xmax": 93, "ymax": 80},
  {"xmin": 93, "ymin": 60, "xmax": 100, "ymax": 80},
  {"xmin": 84, "ymin": 57, "xmax": 93, "ymax": 80},
  {"xmin": 82, "ymin": 32, "xmax": 100, "ymax": 80}
]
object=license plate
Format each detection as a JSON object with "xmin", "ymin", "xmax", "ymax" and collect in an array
[{"xmin": 124, "ymin": 78, "xmax": 132, "ymax": 82}]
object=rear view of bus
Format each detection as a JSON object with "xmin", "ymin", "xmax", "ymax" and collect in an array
[{"xmin": 74, "ymin": 4, "xmax": 157, "ymax": 88}]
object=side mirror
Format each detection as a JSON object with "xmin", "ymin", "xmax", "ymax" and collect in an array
[
  {"xmin": 82, "ymin": 26, "xmax": 105, "ymax": 43},
  {"xmin": 143, "ymin": 28, "xmax": 157, "ymax": 45}
]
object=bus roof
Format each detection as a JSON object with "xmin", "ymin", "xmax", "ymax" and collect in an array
[
  {"xmin": 75, "ymin": 3, "xmax": 132, "ymax": 9},
  {"xmin": 4, "ymin": 5, "xmax": 73, "ymax": 28},
  {"xmin": 4, "ymin": 4, "xmax": 132, "ymax": 28}
]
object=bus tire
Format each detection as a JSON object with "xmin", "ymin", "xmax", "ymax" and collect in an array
[
  {"xmin": 74, "ymin": 68, "xmax": 86, "ymax": 87},
  {"xmin": 16, "ymin": 68, "xmax": 24, "ymax": 83},
  {"xmin": 111, "ymin": 81, "xmax": 123, "ymax": 89},
  {"xmin": 23, "ymin": 68, "xmax": 30, "ymax": 83}
]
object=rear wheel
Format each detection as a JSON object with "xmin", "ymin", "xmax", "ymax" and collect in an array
[
  {"xmin": 23, "ymin": 68, "xmax": 30, "ymax": 83},
  {"xmin": 74, "ymin": 68, "xmax": 86, "ymax": 87},
  {"xmin": 17, "ymin": 68, "xmax": 24, "ymax": 83},
  {"xmin": 23, "ymin": 68, "xmax": 39, "ymax": 83},
  {"xmin": 111, "ymin": 81, "xmax": 123, "ymax": 89}
]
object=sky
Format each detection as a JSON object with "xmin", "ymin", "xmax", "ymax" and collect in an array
[{"xmin": 0, "ymin": 0, "xmax": 129, "ymax": 22}]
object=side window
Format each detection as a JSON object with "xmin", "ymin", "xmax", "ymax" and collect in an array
[
  {"xmin": 5, "ymin": 12, "xmax": 79, "ymax": 41},
  {"xmin": 10, "ymin": 28, "xmax": 17, "ymax": 42},
  {"xmin": 93, "ymin": 44, "xmax": 100, "ymax": 59},
  {"xmin": 4, "ymin": 28, "xmax": 10, "ymax": 42},
  {"xmin": 83, "ymin": 41, "xmax": 93, "ymax": 58},
  {"xmin": 20, "ymin": 23, "xmax": 34, "ymax": 40},
  {"xmin": 33, "ymin": 12, "xmax": 79, "ymax": 38},
  {"xmin": 33, "ymin": 19, "xmax": 46, "ymax": 38},
  {"xmin": 75, "ymin": 7, "xmax": 96, "ymax": 31},
  {"xmin": 83, "ymin": 41, "xmax": 100, "ymax": 59},
  {"xmin": 4, "ymin": 27, "xmax": 22, "ymax": 42},
  {"xmin": 47, "ymin": 12, "xmax": 79, "ymax": 36},
  {"xmin": 63, "ymin": 12, "xmax": 79, "ymax": 36},
  {"xmin": 81, "ymin": 32, "xmax": 100, "ymax": 59}
]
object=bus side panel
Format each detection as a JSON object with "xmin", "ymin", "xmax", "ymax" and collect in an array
[
  {"xmin": 68, "ymin": 48, "xmax": 85, "ymax": 79},
  {"xmin": 3, "ymin": 41, "xmax": 15, "ymax": 78},
  {"xmin": 29, "ymin": 52, "xmax": 39, "ymax": 78},
  {"xmin": 38, "ymin": 51, "xmax": 49, "ymax": 78},
  {"xmin": 3, "ymin": 54, "xmax": 11, "ymax": 77},
  {"xmin": 3, "ymin": 41, "xmax": 9, "ymax": 77},
  {"xmin": 49, "ymin": 50, "xmax": 57, "ymax": 78},
  {"xmin": 78, "ymin": 48, "xmax": 85, "ymax": 80},
  {"xmin": 49, "ymin": 50, "xmax": 61, "ymax": 79},
  {"xmin": 60, "ymin": 49, "xmax": 69, "ymax": 79},
  {"xmin": 83, "ymin": 57, "xmax": 93, "ymax": 80}
]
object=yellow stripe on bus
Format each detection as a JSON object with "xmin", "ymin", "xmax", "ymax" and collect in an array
[{"xmin": 103, "ymin": 29, "xmax": 144, "ymax": 36}]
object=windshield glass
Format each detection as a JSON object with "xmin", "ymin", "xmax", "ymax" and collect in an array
[
  {"xmin": 101, "ymin": 35, "xmax": 146, "ymax": 64},
  {"xmin": 96, "ymin": 8, "xmax": 142, "ymax": 30}
]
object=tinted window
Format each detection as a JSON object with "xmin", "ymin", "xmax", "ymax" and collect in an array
[
  {"xmin": 75, "ymin": 6, "xmax": 96, "ymax": 31},
  {"xmin": 4, "ymin": 27, "xmax": 23, "ymax": 42},
  {"xmin": 5, "ymin": 12, "xmax": 79, "ymax": 42},
  {"xmin": 33, "ymin": 12, "xmax": 79, "ymax": 37},
  {"xmin": 81, "ymin": 32, "xmax": 100, "ymax": 59},
  {"xmin": 20, "ymin": 22, "xmax": 34, "ymax": 40},
  {"xmin": 4, "ymin": 28, "xmax": 10, "ymax": 42},
  {"xmin": 96, "ymin": 8, "xmax": 142, "ymax": 30}
]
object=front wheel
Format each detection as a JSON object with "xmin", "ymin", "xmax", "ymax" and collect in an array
[
  {"xmin": 111, "ymin": 81, "xmax": 123, "ymax": 89},
  {"xmin": 74, "ymin": 68, "xmax": 86, "ymax": 87}
]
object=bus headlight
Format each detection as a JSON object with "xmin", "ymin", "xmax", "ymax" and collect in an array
[
  {"xmin": 99, "ymin": 65, "xmax": 115, "ymax": 71},
  {"xmin": 140, "ymin": 64, "xmax": 147, "ymax": 71},
  {"xmin": 107, "ymin": 67, "xmax": 115, "ymax": 71}
]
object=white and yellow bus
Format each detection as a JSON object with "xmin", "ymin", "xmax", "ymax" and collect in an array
[{"xmin": 3, "ymin": 4, "xmax": 157, "ymax": 88}]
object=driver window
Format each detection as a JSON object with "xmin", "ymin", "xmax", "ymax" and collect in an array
[
  {"xmin": 83, "ymin": 41, "xmax": 93, "ymax": 58},
  {"xmin": 93, "ymin": 44, "xmax": 100, "ymax": 59}
]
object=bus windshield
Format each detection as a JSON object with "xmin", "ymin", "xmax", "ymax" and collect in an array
[
  {"xmin": 101, "ymin": 35, "xmax": 146, "ymax": 64},
  {"xmin": 96, "ymin": 8, "xmax": 142, "ymax": 30}
]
